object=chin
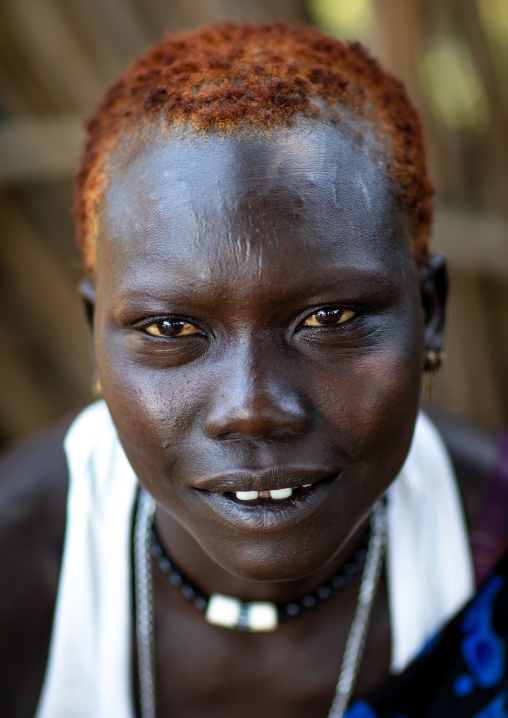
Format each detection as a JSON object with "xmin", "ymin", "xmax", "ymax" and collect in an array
[{"xmin": 200, "ymin": 528, "xmax": 350, "ymax": 584}]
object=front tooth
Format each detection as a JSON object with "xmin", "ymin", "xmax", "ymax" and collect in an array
[
  {"xmin": 269, "ymin": 488, "xmax": 293, "ymax": 500},
  {"xmin": 303, "ymin": 484, "xmax": 312, "ymax": 488},
  {"xmin": 236, "ymin": 491, "xmax": 259, "ymax": 501}
]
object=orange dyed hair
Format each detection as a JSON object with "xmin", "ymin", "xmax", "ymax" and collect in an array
[{"xmin": 74, "ymin": 21, "xmax": 433, "ymax": 275}]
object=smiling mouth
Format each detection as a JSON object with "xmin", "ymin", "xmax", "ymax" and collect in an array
[{"xmin": 190, "ymin": 466, "xmax": 341, "ymax": 532}]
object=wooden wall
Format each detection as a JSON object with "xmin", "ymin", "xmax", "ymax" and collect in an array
[
  {"xmin": 369, "ymin": 0, "xmax": 508, "ymax": 426},
  {"xmin": 0, "ymin": 0, "xmax": 507, "ymax": 447}
]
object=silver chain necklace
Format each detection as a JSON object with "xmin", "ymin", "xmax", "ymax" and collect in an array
[{"xmin": 134, "ymin": 489, "xmax": 387, "ymax": 718}]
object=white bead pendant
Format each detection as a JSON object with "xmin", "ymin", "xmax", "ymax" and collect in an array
[{"xmin": 205, "ymin": 593, "xmax": 279, "ymax": 631}]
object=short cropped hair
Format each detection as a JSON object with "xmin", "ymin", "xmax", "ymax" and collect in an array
[{"xmin": 74, "ymin": 21, "xmax": 433, "ymax": 275}]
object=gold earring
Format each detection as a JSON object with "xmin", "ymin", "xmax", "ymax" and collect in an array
[
  {"xmin": 91, "ymin": 370, "xmax": 103, "ymax": 399},
  {"xmin": 422, "ymin": 349, "xmax": 446, "ymax": 401}
]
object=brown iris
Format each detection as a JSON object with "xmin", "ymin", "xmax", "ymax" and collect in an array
[
  {"xmin": 144, "ymin": 320, "xmax": 199, "ymax": 338},
  {"xmin": 303, "ymin": 308, "xmax": 356, "ymax": 326}
]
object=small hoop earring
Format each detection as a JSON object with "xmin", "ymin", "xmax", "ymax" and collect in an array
[
  {"xmin": 91, "ymin": 370, "xmax": 103, "ymax": 399},
  {"xmin": 422, "ymin": 349, "xmax": 446, "ymax": 401}
]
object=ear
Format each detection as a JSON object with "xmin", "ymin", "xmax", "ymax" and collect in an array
[
  {"xmin": 79, "ymin": 278, "xmax": 96, "ymax": 333},
  {"xmin": 419, "ymin": 253, "xmax": 448, "ymax": 361},
  {"xmin": 79, "ymin": 279, "xmax": 101, "ymax": 393}
]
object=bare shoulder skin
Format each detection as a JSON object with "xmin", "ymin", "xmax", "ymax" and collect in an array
[{"xmin": 0, "ymin": 414, "xmax": 73, "ymax": 717}]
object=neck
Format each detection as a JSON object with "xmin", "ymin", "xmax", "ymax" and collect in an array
[{"xmin": 153, "ymin": 506, "xmax": 370, "ymax": 605}]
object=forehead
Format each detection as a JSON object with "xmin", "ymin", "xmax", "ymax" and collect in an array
[{"xmin": 97, "ymin": 122, "xmax": 413, "ymax": 296}]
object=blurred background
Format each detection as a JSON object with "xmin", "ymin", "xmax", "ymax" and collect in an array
[{"xmin": 0, "ymin": 0, "xmax": 507, "ymax": 447}]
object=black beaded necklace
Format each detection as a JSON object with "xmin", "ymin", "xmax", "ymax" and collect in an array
[{"xmin": 150, "ymin": 520, "xmax": 371, "ymax": 630}]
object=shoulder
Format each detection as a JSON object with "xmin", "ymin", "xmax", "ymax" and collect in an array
[
  {"xmin": 423, "ymin": 405, "xmax": 501, "ymax": 530},
  {"xmin": 0, "ymin": 413, "xmax": 75, "ymax": 717}
]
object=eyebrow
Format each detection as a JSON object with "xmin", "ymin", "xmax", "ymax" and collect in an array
[{"xmin": 110, "ymin": 264, "xmax": 401, "ymax": 318}]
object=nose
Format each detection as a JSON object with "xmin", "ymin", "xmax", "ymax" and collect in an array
[{"xmin": 203, "ymin": 341, "xmax": 311, "ymax": 441}]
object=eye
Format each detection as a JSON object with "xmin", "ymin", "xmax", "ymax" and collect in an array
[
  {"xmin": 144, "ymin": 319, "xmax": 200, "ymax": 338},
  {"xmin": 303, "ymin": 308, "xmax": 356, "ymax": 327}
]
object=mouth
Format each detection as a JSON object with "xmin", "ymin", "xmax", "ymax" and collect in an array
[{"xmin": 192, "ymin": 470, "xmax": 339, "ymax": 533}]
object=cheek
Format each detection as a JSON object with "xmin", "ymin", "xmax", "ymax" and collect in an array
[
  {"xmin": 103, "ymin": 364, "xmax": 199, "ymax": 453},
  {"xmin": 316, "ymin": 332, "xmax": 423, "ymax": 472},
  {"xmin": 95, "ymin": 325, "xmax": 204, "ymax": 473}
]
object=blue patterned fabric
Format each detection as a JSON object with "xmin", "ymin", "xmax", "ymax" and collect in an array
[
  {"xmin": 460, "ymin": 576, "xmax": 505, "ymax": 688},
  {"xmin": 345, "ymin": 555, "xmax": 508, "ymax": 718}
]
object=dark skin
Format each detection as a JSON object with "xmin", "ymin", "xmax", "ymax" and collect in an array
[{"xmin": 0, "ymin": 118, "xmax": 503, "ymax": 717}]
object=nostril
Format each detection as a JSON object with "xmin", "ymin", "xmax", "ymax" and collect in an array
[
  {"xmin": 215, "ymin": 427, "xmax": 294, "ymax": 441},
  {"xmin": 205, "ymin": 408, "xmax": 310, "ymax": 441},
  {"xmin": 215, "ymin": 431, "xmax": 246, "ymax": 441}
]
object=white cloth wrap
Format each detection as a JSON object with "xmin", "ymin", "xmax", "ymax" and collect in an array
[
  {"xmin": 35, "ymin": 402, "xmax": 474, "ymax": 717},
  {"xmin": 35, "ymin": 402, "xmax": 137, "ymax": 718},
  {"xmin": 386, "ymin": 412, "xmax": 474, "ymax": 672}
]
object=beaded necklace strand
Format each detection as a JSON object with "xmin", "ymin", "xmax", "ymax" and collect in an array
[{"xmin": 150, "ymin": 519, "xmax": 371, "ymax": 630}]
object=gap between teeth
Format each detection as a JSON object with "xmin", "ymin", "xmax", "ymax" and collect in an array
[{"xmin": 235, "ymin": 485, "xmax": 312, "ymax": 501}]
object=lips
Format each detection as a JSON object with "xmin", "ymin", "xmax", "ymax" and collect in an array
[
  {"xmin": 192, "ymin": 469, "xmax": 339, "ymax": 533},
  {"xmin": 190, "ymin": 467, "xmax": 335, "ymax": 494}
]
